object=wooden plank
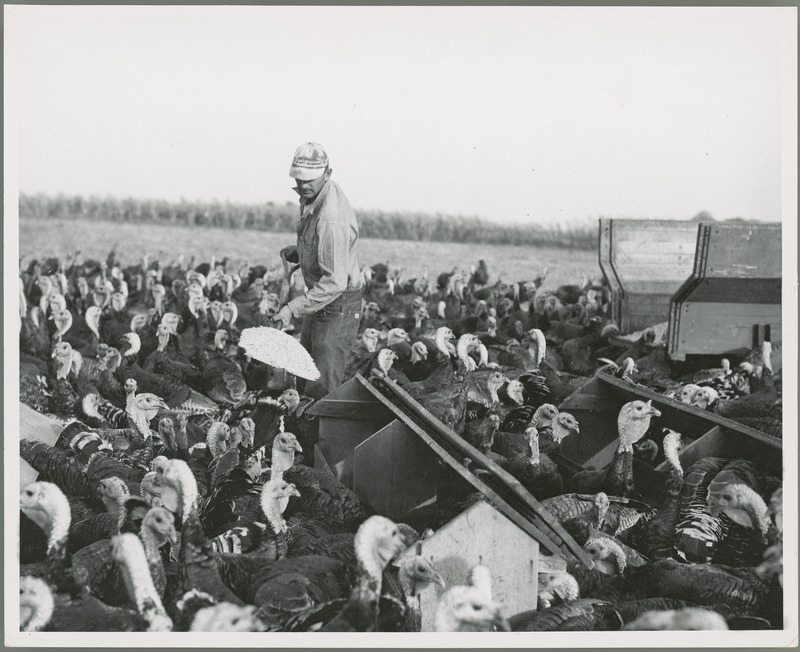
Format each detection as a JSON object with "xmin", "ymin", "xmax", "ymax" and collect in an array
[
  {"xmin": 672, "ymin": 303, "xmax": 782, "ymax": 357},
  {"xmin": 539, "ymin": 554, "xmax": 568, "ymax": 572},
  {"xmin": 680, "ymin": 278, "xmax": 781, "ymax": 304},
  {"xmin": 353, "ymin": 420, "xmax": 439, "ymax": 520},
  {"xmin": 396, "ymin": 500, "xmax": 540, "ymax": 632},
  {"xmin": 317, "ymin": 414, "xmax": 393, "ymax": 490},
  {"xmin": 700, "ymin": 224, "xmax": 782, "ymax": 278},
  {"xmin": 599, "ymin": 219, "xmax": 622, "ymax": 294},
  {"xmin": 307, "ymin": 399, "xmax": 393, "ymax": 421},
  {"xmin": 558, "ymin": 393, "xmax": 620, "ymax": 415},
  {"xmin": 307, "ymin": 375, "xmax": 386, "ymax": 412}
]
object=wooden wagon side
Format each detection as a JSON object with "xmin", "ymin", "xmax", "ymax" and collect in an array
[
  {"xmin": 598, "ymin": 218, "xmax": 700, "ymax": 333},
  {"xmin": 667, "ymin": 222, "xmax": 782, "ymax": 361}
]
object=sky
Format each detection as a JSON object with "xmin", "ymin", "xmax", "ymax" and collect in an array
[{"xmin": 5, "ymin": 5, "xmax": 797, "ymax": 225}]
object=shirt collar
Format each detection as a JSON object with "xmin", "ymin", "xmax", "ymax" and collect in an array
[{"xmin": 296, "ymin": 178, "xmax": 331, "ymax": 213}]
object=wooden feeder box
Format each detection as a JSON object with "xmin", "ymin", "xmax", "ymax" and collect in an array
[
  {"xmin": 306, "ymin": 377, "xmax": 395, "ymax": 489},
  {"xmin": 556, "ymin": 373, "xmax": 782, "ymax": 506},
  {"xmin": 308, "ymin": 374, "xmax": 591, "ymax": 577},
  {"xmin": 599, "ymin": 218, "xmax": 701, "ymax": 334},
  {"xmin": 396, "ymin": 498, "xmax": 540, "ymax": 632},
  {"xmin": 667, "ymin": 222, "xmax": 782, "ymax": 362}
]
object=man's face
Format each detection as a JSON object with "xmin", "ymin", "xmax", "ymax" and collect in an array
[{"xmin": 294, "ymin": 169, "xmax": 330, "ymax": 201}]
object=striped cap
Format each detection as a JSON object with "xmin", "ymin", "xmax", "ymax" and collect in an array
[{"xmin": 289, "ymin": 142, "xmax": 329, "ymax": 180}]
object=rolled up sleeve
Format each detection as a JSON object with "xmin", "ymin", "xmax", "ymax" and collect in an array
[{"xmin": 287, "ymin": 221, "xmax": 350, "ymax": 318}]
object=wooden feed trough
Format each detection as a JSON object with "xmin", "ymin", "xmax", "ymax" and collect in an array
[
  {"xmin": 308, "ymin": 373, "xmax": 594, "ymax": 612},
  {"xmin": 667, "ymin": 222, "xmax": 782, "ymax": 362},
  {"xmin": 556, "ymin": 373, "xmax": 782, "ymax": 507},
  {"xmin": 599, "ymin": 218, "xmax": 700, "ymax": 334}
]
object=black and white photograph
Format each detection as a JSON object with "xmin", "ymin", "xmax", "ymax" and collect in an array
[{"xmin": 4, "ymin": 4, "xmax": 797, "ymax": 646}]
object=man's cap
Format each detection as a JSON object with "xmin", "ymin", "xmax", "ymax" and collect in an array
[{"xmin": 289, "ymin": 142, "xmax": 329, "ymax": 181}]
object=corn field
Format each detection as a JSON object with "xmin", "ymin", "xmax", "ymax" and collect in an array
[{"xmin": 19, "ymin": 193, "xmax": 600, "ymax": 250}]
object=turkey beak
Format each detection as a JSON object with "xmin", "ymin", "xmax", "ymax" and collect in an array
[
  {"xmin": 644, "ymin": 401, "xmax": 661, "ymax": 418},
  {"xmin": 166, "ymin": 525, "xmax": 178, "ymax": 544},
  {"xmin": 287, "ymin": 485, "xmax": 301, "ymax": 498},
  {"xmin": 432, "ymin": 571, "xmax": 446, "ymax": 589},
  {"xmin": 293, "ymin": 441, "xmax": 303, "ymax": 453},
  {"xmin": 154, "ymin": 398, "xmax": 169, "ymax": 411}
]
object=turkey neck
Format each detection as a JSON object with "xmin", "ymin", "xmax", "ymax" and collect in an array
[
  {"xmin": 662, "ymin": 439, "xmax": 684, "ymax": 495},
  {"xmin": 129, "ymin": 405, "xmax": 154, "ymax": 440},
  {"xmin": 456, "ymin": 338, "xmax": 473, "ymax": 369},
  {"xmin": 354, "ymin": 537, "xmax": 385, "ymax": 594},
  {"xmin": 480, "ymin": 426, "xmax": 497, "ymax": 454},
  {"xmin": 398, "ymin": 569, "xmax": 418, "ymax": 603},
  {"xmin": 261, "ymin": 489, "xmax": 289, "ymax": 535},
  {"xmin": 550, "ymin": 421, "xmax": 568, "ymax": 446},
  {"xmin": 434, "ymin": 330, "xmax": 451, "ymax": 357},
  {"xmin": 139, "ymin": 525, "xmax": 167, "ymax": 589},
  {"xmin": 101, "ymin": 493, "xmax": 128, "ymax": 532},
  {"xmin": 528, "ymin": 434, "xmax": 540, "ymax": 468},
  {"xmin": 617, "ymin": 416, "xmax": 650, "ymax": 453},
  {"xmin": 414, "ymin": 312, "xmax": 424, "ymax": 331},
  {"xmin": 118, "ymin": 544, "xmax": 168, "ymax": 626},
  {"xmin": 271, "ymin": 447, "xmax": 296, "ymax": 481},
  {"xmin": 139, "ymin": 525, "xmax": 163, "ymax": 564},
  {"xmin": 55, "ymin": 356, "xmax": 71, "ymax": 380},
  {"xmin": 32, "ymin": 502, "xmax": 70, "ymax": 553}
]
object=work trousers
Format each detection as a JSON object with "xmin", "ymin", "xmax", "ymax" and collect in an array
[{"xmin": 299, "ymin": 288, "xmax": 363, "ymax": 400}]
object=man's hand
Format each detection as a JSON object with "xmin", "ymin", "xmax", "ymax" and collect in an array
[
  {"xmin": 280, "ymin": 246, "xmax": 299, "ymax": 264},
  {"xmin": 273, "ymin": 305, "xmax": 293, "ymax": 329}
]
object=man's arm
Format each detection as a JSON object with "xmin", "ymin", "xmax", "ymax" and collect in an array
[{"xmin": 286, "ymin": 221, "xmax": 350, "ymax": 318}]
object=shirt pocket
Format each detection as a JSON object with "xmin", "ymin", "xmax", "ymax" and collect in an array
[{"xmin": 299, "ymin": 228, "xmax": 317, "ymax": 265}]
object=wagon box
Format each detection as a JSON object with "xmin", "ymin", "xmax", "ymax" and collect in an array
[
  {"xmin": 667, "ymin": 222, "xmax": 782, "ymax": 362},
  {"xmin": 599, "ymin": 218, "xmax": 700, "ymax": 334}
]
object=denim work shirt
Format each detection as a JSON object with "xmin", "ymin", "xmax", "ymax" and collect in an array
[{"xmin": 286, "ymin": 179, "xmax": 364, "ymax": 318}]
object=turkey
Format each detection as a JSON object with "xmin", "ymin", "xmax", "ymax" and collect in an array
[
  {"xmin": 434, "ymin": 562, "xmax": 510, "ymax": 632},
  {"xmin": 510, "ymin": 599, "xmax": 621, "ymax": 632},
  {"xmin": 565, "ymin": 400, "xmax": 661, "ymax": 498},
  {"xmin": 622, "ymin": 606, "xmax": 729, "ymax": 630},
  {"xmin": 156, "ymin": 458, "xmax": 245, "ymax": 630},
  {"xmin": 117, "ymin": 332, "xmax": 220, "ymax": 416},
  {"xmin": 541, "ymin": 491, "xmax": 655, "ymax": 541},
  {"xmin": 630, "ymin": 429, "xmax": 685, "ymax": 559},
  {"xmin": 22, "ymin": 534, "xmax": 173, "ymax": 632},
  {"xmin": 506, "ymin": 425, "xmax": 564, "ymax": 499}
]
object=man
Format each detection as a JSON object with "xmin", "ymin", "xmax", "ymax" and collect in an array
[{"xmin": 273, "ymin": 142, "xmax": 364, "ymax": 400}]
